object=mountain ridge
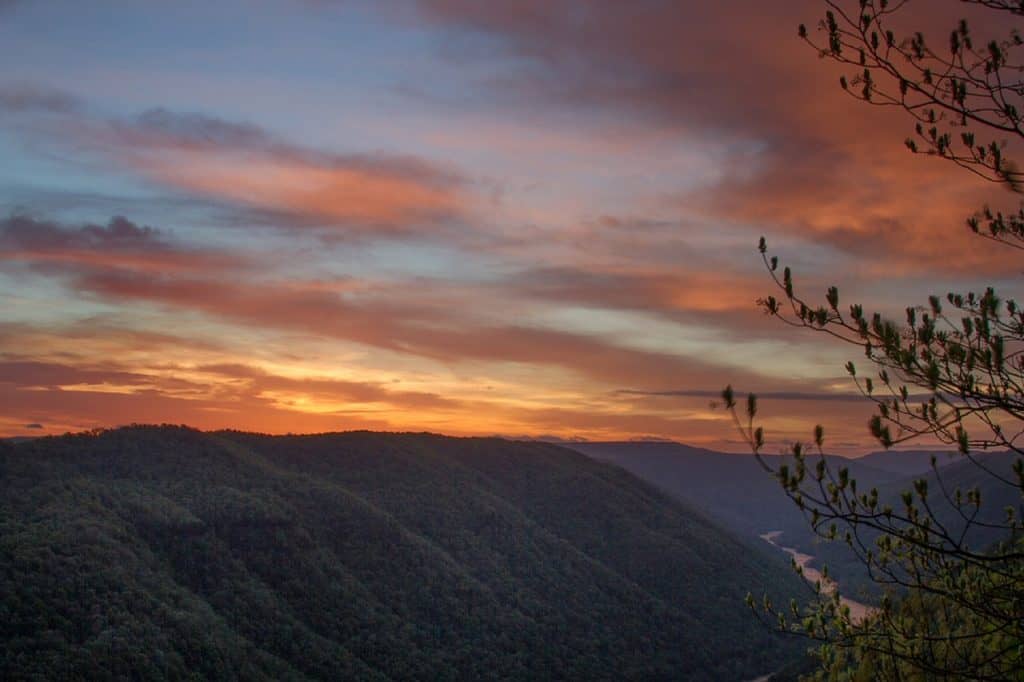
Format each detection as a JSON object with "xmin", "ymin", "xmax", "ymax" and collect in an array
[{"xmin": 1, "ymin": 425, "xmax": 806, "ymax": 681}]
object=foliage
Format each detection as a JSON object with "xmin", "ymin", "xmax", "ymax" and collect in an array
[
  {"xmin": 799, "ymin": 0, "xmax": 1024, "ymax": 202},
  {"xmin": 723, "ymin": 1, "xmax": 1024, "ymax": 678},
  {"xmin": 0, "ymin": 425, "xmax": 806, "ymax": 681},
  {"xmin": 809, "ymin": 550, "xmax": 1024, "ymax": 680}
]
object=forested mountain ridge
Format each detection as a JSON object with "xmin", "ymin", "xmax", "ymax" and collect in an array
[{"xmin": 0, "ymin": 426, "xmax": 806, "ymax": 681}]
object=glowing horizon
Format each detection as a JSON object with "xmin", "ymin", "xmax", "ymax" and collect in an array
[{"xmin": 0, "ymin": 1, "xmax": 1013, "ymax": 453}]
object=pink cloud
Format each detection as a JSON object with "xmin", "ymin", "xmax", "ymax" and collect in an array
[{"xmin": 85, "ymin": 108, "xmax": 467, "ymax": 233}]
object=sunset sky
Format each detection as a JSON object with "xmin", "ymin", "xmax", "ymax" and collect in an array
[{"xmin": 1, "ymin": 1, "xmax": 1017, "ymax": 451}]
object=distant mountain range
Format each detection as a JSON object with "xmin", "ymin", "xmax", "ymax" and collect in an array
[
  {"xmin": 566, "ymin": 441, "xmax": 901, "ymax": 540},
  {"xmin": 566, "ymin": 441, "xmax": 1021, "ymax": 600},
  {"xmin": 0, "ymin": 426, "xmax": 806, "ymax": 681},
  {"xmin": 854, "ymin": 448, "xmax": 964, "ymax": 476},
  {"xmin": 2, "ymin": 436, "xmax": 39, "ymax": 444}
]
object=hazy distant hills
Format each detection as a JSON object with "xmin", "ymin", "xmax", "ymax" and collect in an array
[
  {"xmin": 801, "ymin": 450, "xmax": 1023, "ymax": 596},
  {"xmin": 567, "ymin": 441, "xmax": 901, "ymax": 542},
  {"xmin": 873, "ymin": 450, "xmax": 1023, "ymax": 547},
  {"xmin": 855, "ymin": 448, "xmax": 964, "ymax": 477},
  {"xmin": 0, "ymin": 426, "xmax": 806, "ymax": 681},
  {"xmin": 567, "ymin": 441, "xmax": 1021, "ymax": 600}
]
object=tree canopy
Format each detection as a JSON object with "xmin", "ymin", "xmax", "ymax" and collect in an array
[{"xmin": 1, "ymin": 426, "xmax": 806, "ymax": 681}]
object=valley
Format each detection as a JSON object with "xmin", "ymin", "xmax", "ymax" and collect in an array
[
  {"xmin": 567, "ymin": 441, "xmax": 1020, "ymax": 601},
  {"xmin": 759, "ymin": 531, "xmax": 872, "ymax": 623}
]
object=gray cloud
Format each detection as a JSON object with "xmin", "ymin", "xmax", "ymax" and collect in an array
[
  {"xmin": 620, "ymin": 389, "xmax": 866, "ymax": 403},
  {"xmin": 0, "ymin": 82, "xmax": 80, "ymax": 114},
  {"xmin": 621, "ymin": 388, "xmax": 944, "ymax": 404},
  {"xmin": 0, "ymin": 214, "xmax": 161, "ymax": 252},
  {"xmin": 0, "ymin": 213, "xmax": 249, "ymax": 272}
]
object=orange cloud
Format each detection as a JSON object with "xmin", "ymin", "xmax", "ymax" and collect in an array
[
  {"xmin": 511, "ymin": 266, "xmax": 766, "ymax": 315},
  {"xmin": 141, "ymin": 153, "xmax": 461, "ymax": 228},
  {"xmin": 87, "ymin": 108, "xmax": 468, "ymax": 232},
  {"xmin": 68, "ymin": 266, "xmax": 760, "ymax": 389},
  {"xmin": 413, "ymin": 1, "xmax": 1020, "ymax": 275}
]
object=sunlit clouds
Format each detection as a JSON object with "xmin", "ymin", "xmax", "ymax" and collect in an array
[{"xmin": 0, "ymin": 1, "xmax": 1012, "ymax": 451}]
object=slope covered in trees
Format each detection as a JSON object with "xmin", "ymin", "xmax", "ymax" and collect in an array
[
  {"xmin": 569, "ymin": 441, "xmax": 1021, "ymax": 602},
  {"xmin": 0, "ymin": 425, "xmax": 807, "ymax": 681},
  {"xmin": 568, "ymin": 441, "xmax": 899, "ymax": 543}
]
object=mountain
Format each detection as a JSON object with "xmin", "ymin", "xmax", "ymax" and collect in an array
[
  {"xmin": 2, "ymin": 436, "xmax": 39, "ymax": 444},
  {"xmin": 564, "ymin": 442, "xmax": 895, "ymax": 601},
  {"xmin": 566, "ymin": 441, "xmax": 900, "ymax": 542},
  {"xmin": 792, "ymin": 449, "xmax": 1023, "ymax": 598},
  {"xmin": 566, "ymin": 441, "xmax": 1022, "ymax": 601},
  {"xmin": 854, "ymin": 448, "xmax": 962, "ymax": 477},
  {"xmin": 0, "ymin": 426, "xmax": 807, "ymax": 681},
  {"xmin": 874, "ymin": 450, "xmax": 1022, "ymax": 550}
]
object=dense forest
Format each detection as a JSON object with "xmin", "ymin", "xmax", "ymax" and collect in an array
[{"xmin": 0, "ymin": 426, "xmax": 808, "ymax": 680}]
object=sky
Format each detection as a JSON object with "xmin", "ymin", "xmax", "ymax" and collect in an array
[{"xmin": 0, "ymin": 0, "xmax": 1017, "ymax": 452}]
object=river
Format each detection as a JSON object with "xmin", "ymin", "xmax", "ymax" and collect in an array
[{"xmin": 759, "ymin": 530, "xmax": 872, "ymax": 623}]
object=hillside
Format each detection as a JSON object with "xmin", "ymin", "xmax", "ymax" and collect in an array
[
  {"xmin": 855, "ymin": 448, "xmax": 963, "ymax": 477},
  {"xmin": 567, "ymin": 441, "xmax": 1022, "ymax": 601},
  {"xmin": 567, "ymin": 441, "xmax": 900, "ymax": 542},
  {"xmin": 0, "ymin": 426, "xmax": 807, "ymax": 681}
]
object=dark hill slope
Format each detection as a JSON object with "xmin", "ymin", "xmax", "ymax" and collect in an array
[
  {"xmin": 567, "ymin": 441, "xmax": 1021, "ymax": 601},
  {"xmin": 778, "ymin": 450, "xmax": 1024, "ymax": 599},
  {"xmin": 567, "ymin": 441, "xmax": 899, "ymax": 542},
  {"xmin": 566, "ymin": 442, "xmax": 899, "ymax": 599},
  {"xmin": 0, "ymin": 426, "xmax": 806, "ymax": 681}
]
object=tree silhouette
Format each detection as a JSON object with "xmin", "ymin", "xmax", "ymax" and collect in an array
[{"xmin": 726, "ymin": 2, "xmax": 1024, "ymax": 678}]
